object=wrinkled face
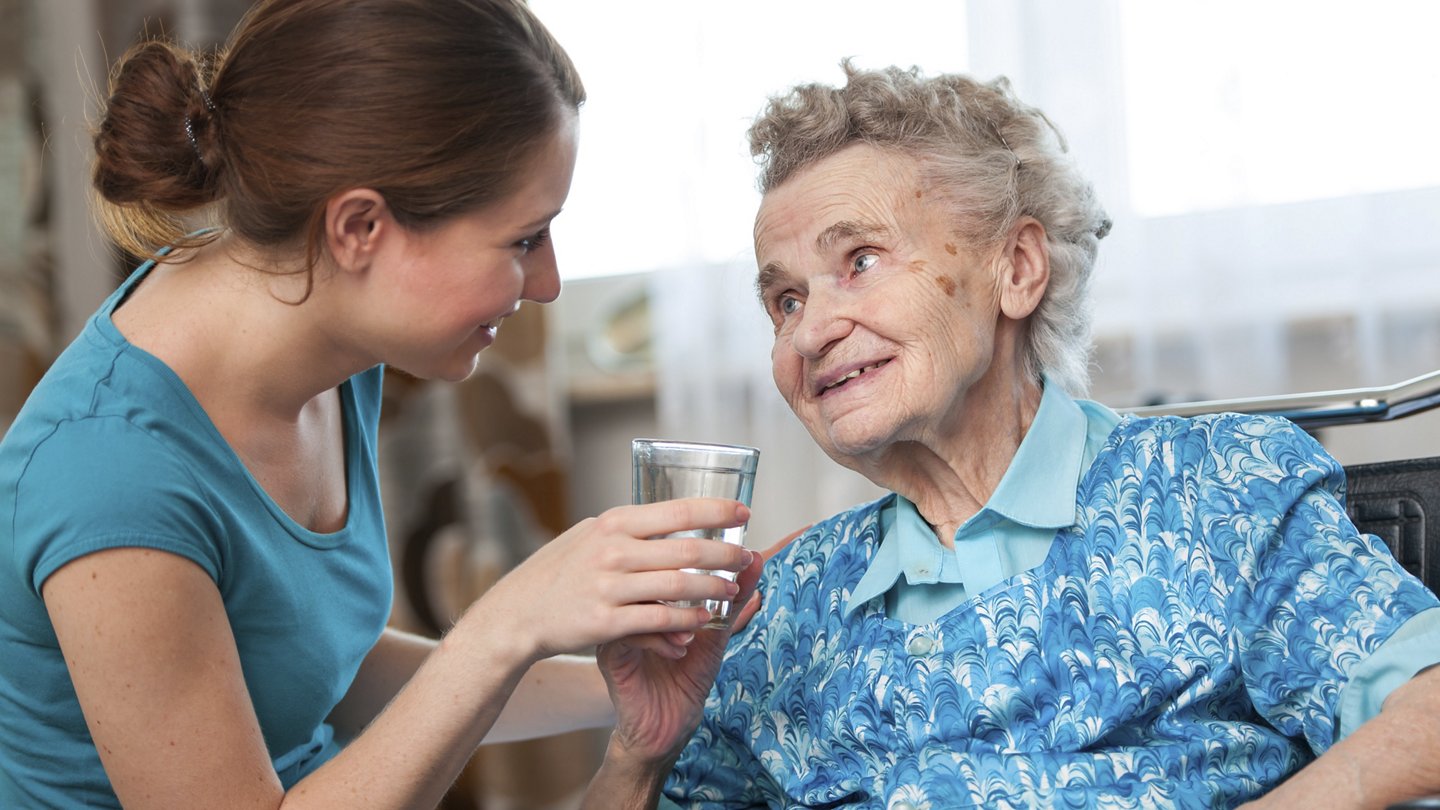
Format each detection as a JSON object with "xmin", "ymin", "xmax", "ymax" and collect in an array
[
  {"xmin": 379, "ymin": 115, "xmax": 578, "ymax": 382},
  {"xmin": 755, "ymin": 144, "xmax": 1008, "ymax": 467}
]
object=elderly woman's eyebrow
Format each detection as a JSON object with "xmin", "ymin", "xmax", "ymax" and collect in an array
[
  {"xmin": 755, "ymin": 263, "xmax": 787, "ymax": 302},
  {"xmin": 816, "ymin": 220, "xmax": 892, "ymax": 252}
]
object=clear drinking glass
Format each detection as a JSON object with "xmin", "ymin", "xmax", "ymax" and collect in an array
[{"xmin": 631, "ymin": 438, "xmax": 760, "ymax": 629}]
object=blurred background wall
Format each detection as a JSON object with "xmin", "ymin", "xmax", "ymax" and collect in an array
[{"xmin": 7, "ymin": 1, "xmax": 1440, "ymax": 808}]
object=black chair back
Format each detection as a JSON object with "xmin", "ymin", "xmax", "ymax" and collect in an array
[{"xmin": 1345, "ymin": 456, "xmax": 1440, "ymax": 594}]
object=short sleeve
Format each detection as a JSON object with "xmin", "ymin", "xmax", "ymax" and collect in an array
[
  {"xmin": 1338, "ymin": 606, "xmax": 1440, "ymax": 737},
  {"xmin": 13, "ymin": 416, "xmax": 225, "ymax": 595},
  {"xmin": 1203, "ymin": 416, "xmax": 1440, "ymax": 754}
]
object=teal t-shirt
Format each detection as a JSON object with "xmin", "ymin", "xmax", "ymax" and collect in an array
[{"xmin": 0, "ymin": 260, "xmax": 393, "ymax": 807}]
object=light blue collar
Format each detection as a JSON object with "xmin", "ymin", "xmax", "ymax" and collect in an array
[
  {"xmin": 971, "ymin": 377, "xmax": 1089, "ymax": 529},
  {"xmin": 845, "ymin": 380, "xmax": 1092, "ymax": 617}
]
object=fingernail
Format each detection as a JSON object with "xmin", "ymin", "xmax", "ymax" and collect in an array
[
  {"xmin": 678, "ymin": 632, "xmax": 695, "ymax": 645},
  {"xmin": 735, "ymin": 503, "xmax": 750, "ymax": 522},
  {"xmin": 741, "ymin": 549, "xmax": 756, "ymax": 566},
  {"xmin": 726, "ymin": 581, "xmax": 740, "ymax": 596}
]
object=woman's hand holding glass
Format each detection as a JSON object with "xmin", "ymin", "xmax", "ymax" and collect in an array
[
  {"xmin": 589, "ymin": 551, "xmax": 764, "ymax": 793},
  {"xmin": 477, "ymin": 498, "xmax": 755, "ymax": 665}
]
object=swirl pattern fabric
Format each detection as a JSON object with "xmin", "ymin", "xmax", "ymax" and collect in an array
[{"xmin": 667, "ymin": 414, "xmax": 1438, "ymax": 809}]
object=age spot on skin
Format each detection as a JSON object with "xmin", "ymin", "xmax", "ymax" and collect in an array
[
  {"xmin": 935, "ymin": 275, "xmax": 957, "ymax": 296},
  {"xmin": 908, "ymin": 259, "xmax": 928, "ymax": 273},
  {"xmin": 914, "ymin": 189, "xmax": 923, "ymax": 199},
  {"xmin": 944, "ymin": 243, "xmax": 958, "ymax": 255}
]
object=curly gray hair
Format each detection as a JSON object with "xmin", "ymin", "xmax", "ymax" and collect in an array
[{"xmin": 748, "ymin": 61, "xmax": 1111, "ymax": 395}]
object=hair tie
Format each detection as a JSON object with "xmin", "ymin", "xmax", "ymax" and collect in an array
[
  {"xmin": 185, "ymin": 84, "xmax": 216, "ymax": 166},
  {"xmin": 184, "ymin": 116, "xmax": 203, "ymax": 164}
]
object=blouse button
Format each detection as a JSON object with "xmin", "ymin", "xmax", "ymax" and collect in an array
[{"xmin": 906, "ymin": 635, "xmax": 934, "ymax": 656}]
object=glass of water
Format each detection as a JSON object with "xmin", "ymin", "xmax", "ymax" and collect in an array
[{"xmin": 631, "ymin": 438, "xmax": 759, "ymax": 629}]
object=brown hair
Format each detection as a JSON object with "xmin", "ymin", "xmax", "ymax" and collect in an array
[
  {"xmin": 749, "ymin": 62, "xmax": 1110, "ymax": 395},
  {"xmin": 92, "ymin": 0, "xmax": 585, "ymax": 285}
]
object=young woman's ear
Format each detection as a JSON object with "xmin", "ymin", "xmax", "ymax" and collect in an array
[
  {"xmin": 324, "ymin": 189, "xmax": 393, "ymax": 274},
  {"xmin": 998, "ymin": 217, "xmax": 1050, "ymax": 321}
]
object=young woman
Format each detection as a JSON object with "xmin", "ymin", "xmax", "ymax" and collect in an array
[{"xmin": 0, "ymin": 1, "xmax": 757, "ymax": 806}]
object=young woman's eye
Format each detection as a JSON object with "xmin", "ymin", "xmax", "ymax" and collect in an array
[
  {"xmin": 852, "ymin": 252, "xmax": 878, "ymax": 275},
  {"xmin": 518, "ymin": 228, "xmax": 551, "ymax": 253}
]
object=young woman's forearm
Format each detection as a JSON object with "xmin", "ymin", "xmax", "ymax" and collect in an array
[
  {"xmin": 484, "ymin": 654, "xmax": 615, "ymax": 744},
  {"xmin": 331, "ymin": 630, "xmax": 613, "ymax": 747},
  {"xmin": 285, "ymin": 600, "xmax": 536, "ymax": 809},
  {"xmin": 326, "ymin": 628, "xmax": 437, "ymax": 743}
]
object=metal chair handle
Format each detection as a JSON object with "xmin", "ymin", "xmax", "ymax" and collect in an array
[{"xmin": 1121, "ymin": 369, "xmax": 1440, "ymax": 430}]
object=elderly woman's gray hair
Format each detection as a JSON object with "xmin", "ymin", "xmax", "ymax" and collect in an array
[{"xmin": 748, "ymin": 62, "xmax": 1111, "ymax": 395}]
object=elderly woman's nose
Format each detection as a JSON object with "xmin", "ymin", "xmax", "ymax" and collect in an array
[{"xmin": 790, "ymin": 293, "xmax": 851, "ymax": 357}]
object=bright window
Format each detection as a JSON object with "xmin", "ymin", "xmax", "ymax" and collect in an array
[
  {"xmin": 1119, "ymin": 0, "xmax": 1440, "ymax": 217},
  {"xmin": 530, "ymin": 1, "xmax": 970, "ymax": 280}
]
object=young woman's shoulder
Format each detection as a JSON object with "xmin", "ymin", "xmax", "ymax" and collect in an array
[{"xmin": 6, "ymin": 413, "xmax": 226, "ymax": 599}]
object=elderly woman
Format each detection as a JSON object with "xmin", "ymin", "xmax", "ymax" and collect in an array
[{"xmin": 586, "ymin": 64, "xmax": 1440, "ymax": 809}]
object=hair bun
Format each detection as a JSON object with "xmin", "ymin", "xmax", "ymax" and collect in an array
[{"xmin": 92, "ymin": 39, "xmax": 222, "ymax": 212}]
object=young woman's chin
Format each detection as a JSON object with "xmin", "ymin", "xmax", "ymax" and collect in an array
[
  {"xmin": 389, "ymin": 348, "xmax": 483, "ymax": 384},
  {"xmin": 437, "ymin": 353, "xmax": 484, "ymax": 383}
]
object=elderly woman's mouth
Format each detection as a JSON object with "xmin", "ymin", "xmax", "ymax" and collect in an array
[{"xmin": 818, "ymin": 359, "xmax": 892, "ymax": 396}]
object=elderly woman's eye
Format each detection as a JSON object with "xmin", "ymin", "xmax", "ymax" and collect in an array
[
  {"xmin": 779, "ymin": 295, "xmax": 802, "ymax": 315},
  {"xmin": 852, "ymin": 253, "xmax": 878, "ymax": 274}
]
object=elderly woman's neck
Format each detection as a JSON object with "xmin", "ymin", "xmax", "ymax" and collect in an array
[{"xmin": 867, "ymin": 375, "xmax": 1044, "ymax": 549}]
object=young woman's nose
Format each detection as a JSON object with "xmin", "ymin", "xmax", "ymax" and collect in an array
[{"xmin": 523, "ymin": 250, "xmax": 562, "ymax": 304}]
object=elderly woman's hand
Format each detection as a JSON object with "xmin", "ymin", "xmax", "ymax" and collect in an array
[{"xmin": 592, "ymin": 551, "xmax": 763, "ymax": 770}]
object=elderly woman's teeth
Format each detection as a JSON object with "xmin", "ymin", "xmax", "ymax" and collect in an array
[{"xmin": 826, "ymin": 361, "xmax": 888, "ymax": 391}]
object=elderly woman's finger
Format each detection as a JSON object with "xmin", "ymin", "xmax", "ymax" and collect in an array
[
  {"xmin": 619, "ymin": 632, "xmax": 691, "ymax": 660},
  {"xmin": 758, "ymin": 524, "xmax": 812, "ymax": 563},
  {"xmin": 726, "ymin": 551, "xmax": 767, "ymax": 632},
  {"xmin": 728, "ymin": 525, "xmax": 810, "ymax": 633},
  {"xmin": 728, "ymin": 591, "xmax": 763, "ymax": 633}
]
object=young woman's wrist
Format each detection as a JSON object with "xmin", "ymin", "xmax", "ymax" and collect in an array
[{"xmin": 443, "ymin": 595, "xmax": 542, "ymax": 679}]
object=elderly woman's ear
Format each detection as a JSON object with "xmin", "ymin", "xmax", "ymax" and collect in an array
[{"xmin": 997, "ymin": 217, "xmax": 1050, "ymax": 321}]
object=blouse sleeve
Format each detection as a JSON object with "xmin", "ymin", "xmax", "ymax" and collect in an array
[{"xmin": 1200, "ymin": 415, "xmax": 1440, "ymax": 754}]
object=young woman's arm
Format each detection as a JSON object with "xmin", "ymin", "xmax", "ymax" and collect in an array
[
  {"xmin": 328, "ymin": 629, "xmax": 614, "ymax": 745},
  {"xmin": 330, "ymin": 523, "xmax": 812, "ymax": 747},
  {"xmin": 45, "ymin": 499, "xmax": 751, "ymax": 810}
]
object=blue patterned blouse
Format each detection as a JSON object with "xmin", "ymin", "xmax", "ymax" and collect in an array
[{"xmin": 666, "ymin": 413, "xmax": 1440, "ymax": 808}]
